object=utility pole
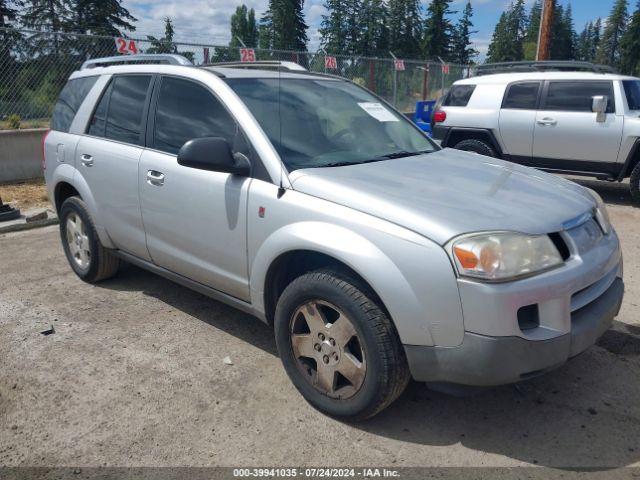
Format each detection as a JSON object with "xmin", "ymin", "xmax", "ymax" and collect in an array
[{"xmin": 536, "ymin": 0, "xmax": 554, "ymax": 61}]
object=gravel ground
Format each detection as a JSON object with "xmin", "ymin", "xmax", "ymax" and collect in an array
[{"xmin": 0, "ymin": 177, "xmax": 639, "ymax": 472}]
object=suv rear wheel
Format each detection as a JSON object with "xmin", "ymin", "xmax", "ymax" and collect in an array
[
  {"xmin": 59, "ymin": 196, "xmax": 120, "ymax": 283},
  {"xmin": 274, "ymin": 268, "xmax": 410, "ymax": 421},
  {"xmin": 630, "ymin": 162, "xmax": 640, "ymax": 204},
  {"xmin": 453, "ymin": 139, "xmax": 496, "ymax": 157}
]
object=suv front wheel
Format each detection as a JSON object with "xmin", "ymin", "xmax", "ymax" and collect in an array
[
  {"xmin": 59, "ymin": 196, "xmax": 120, "ymax": 283},
  {"xmin": 274, "ymin": 268, "xmax": 410, "ymax": 421}
]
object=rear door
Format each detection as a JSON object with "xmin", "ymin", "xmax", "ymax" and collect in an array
[
  {"xmin": 532, "ymin": 80, "xmax": 623, "ymax": 168},
  {"xmin": 498, "ymin": 81, "xmax": 541, "ymax": 161},
  {"xmin": 139, "ymin": 75, "xmax": 252, "ymax": 300},
  {"xmin": 76, "ymin": 74, "xmax": 154, "ymax": 260}
]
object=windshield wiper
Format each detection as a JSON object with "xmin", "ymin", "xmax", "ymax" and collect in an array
[
  {"xmin": 320, "ymin": 150, "xmax": 432, "ymax": 168},
  {"xmin": 381, "ymin": 149, "xmax": 433, "ymax": 159}
]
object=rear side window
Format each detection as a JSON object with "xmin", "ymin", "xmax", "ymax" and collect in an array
[
  {"xmin": 152, "ymin": 76, "xmax": 237, "ymax": 155},
  {"xmin": 502, "ymin": 82, "xmax": 540, "ymax": 110},
  {"xmin": 543, "ymin": 81, "xmax": 614, "ymax": 113},
  {"xmin": 443, "ymin": 85, "xmax": 476, "ymax": 107},
  {"xmin": 87, "ymin": 75, "xmax": 152, "ymax": 145},
  {"xmin": 623, "ymin": 80, "xmax": 640, "ymax": 110},
  {"xmin": 51, "ymin": 76, "xmax": 98, "ymax": 132}
]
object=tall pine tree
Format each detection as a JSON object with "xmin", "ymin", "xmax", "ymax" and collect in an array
[
  {"xmin": 319, "ymin": 0, "xmax": 360, "ymax": 54},
  {"xmin": 356, "ymin": 0, "xmax": 388, "ymax": 57},
  {"xmin": 451, "ymin": 1, "xmax": 477, "ymax": 64},
  {"xmin": 523, "ymin": 0, "xmax": 542, "ymax": 60},
  {"xmin": 486, "ymin": 1, "xmax": 527, "ymax": 62},
  {"xmin": 230, "ymin": 5, "xmax": 258, "ymax": 48},
  {"xmin": 620, "ymin": 1, "xmax": 640, "ymax": 75},
  {"xmin": 73, "ymin": 0, "xmax": 136, "ymax": 36},
  {"xmin": 550, "ymin": 3, "xmax": 576, "ymax": 60},
  {"xmin": 387, "ymin": 0, "xmax": 422, "ymax": 58},
  {"xmin": 596, "ymin": 0, "xmax": 628, "ymax": 67},
  {"xmin": 259, "ymin": 0, "xmax": 308, "ymax": 51},
  {"xmin": 423, "ymin": 0, "xmax": 454, "ymax": 60},
  {"xmin": 22, "ymin": 0, "xmax": 74, "ymax": 54}
]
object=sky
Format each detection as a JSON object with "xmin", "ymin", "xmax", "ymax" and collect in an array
[{"xmin": 121, "ymin": 0, "xmax": 620, "ymax": 59}]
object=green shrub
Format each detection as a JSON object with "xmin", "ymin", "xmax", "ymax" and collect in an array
[{"xmin": 7, "ymin": 114, "xmax": 21, "ymax": 130}]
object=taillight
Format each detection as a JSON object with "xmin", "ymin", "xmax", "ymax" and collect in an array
[
  {"xmin": 433, "ymin": 110, "xmax": 447, "ymax": 123},
  {"xmin": 41, "ymin": 129, "xmax": 50, "ymax": 171}
]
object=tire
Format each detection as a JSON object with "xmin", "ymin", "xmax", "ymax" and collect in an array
[
  {"xmin": 453, "ymin": 138, "xmax": 496, "ymax": 157},
  {"xmin": 630, "ymin": 162, "xmax": 640, "ymax": 205},
  {"xmin": 59, "ymin": 196, "xmax": 120, "ymax": 283},
  {"xmin": 274, "ymin": 268, "xmax": 410, "ymax": 421}
]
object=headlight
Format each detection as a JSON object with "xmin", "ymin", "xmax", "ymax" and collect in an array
[
  {"xmin": 586, "ymin": 188, "xmax": 611, "ymax": 235},
  {"xmin": 450, "ymin": 232, "xmax": 563, "ymax": 281}
]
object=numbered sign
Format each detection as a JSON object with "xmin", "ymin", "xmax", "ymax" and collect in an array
[
  {"xmin": 325, "ymin": 55, "xmax": 337, "ymax": 70},
  {"xmin": 441, "ymin": 63, "xmax": 450, "ymax": 75},
  {"xmin": 115, "ymin": 37, "xmax": 139, "ymax": 55},
  {"xmin": 394, "ymin": 59, "xmax": 405, "ymax": 71},
  {"xmin": 240, "ymin": 48, "xmax": 256, "ymax": 63}
]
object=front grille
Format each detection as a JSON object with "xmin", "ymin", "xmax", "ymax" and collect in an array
[{"xmin": 570, "ymin": 266, "xmax": 618, "ymax": 314}]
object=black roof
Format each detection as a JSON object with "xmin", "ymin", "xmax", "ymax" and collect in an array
[{"xmin": 475, "ymin": 61, "xmax": 617, "ymax": 76}]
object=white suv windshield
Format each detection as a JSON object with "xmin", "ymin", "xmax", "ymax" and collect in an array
[
  {"xmin": 226, "ymin": 78, "xmax": 436, "ymax": 171},
  {"xmin": 623, "ymin": 80, "xmax": 640, "ymax": 111}
]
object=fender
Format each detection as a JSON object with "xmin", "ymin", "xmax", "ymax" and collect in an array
[
  {"xmin": 617, "ymin": 138, "xmax": 640, "ymax": 181},
  {"xmin": 250, "ymin": 221, "xmax": 465, "ymax": 347},
  {"xmin": 442, "ymin": 127, "xmax": 504, "ymax": 157},
  {"xmin": 54, "ymin": 166, "xmax": 116, "ymax": 249}
]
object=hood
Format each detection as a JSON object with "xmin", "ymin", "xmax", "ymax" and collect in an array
[{"xmin": 289, "ymin": 148, "xmax": 596, "ymax": 245}]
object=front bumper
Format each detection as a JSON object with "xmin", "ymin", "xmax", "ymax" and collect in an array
[{"xmin": 405, "ymin": 276, "xmax": 624, "ymax": 386}]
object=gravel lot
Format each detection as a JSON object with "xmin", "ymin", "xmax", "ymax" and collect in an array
[{"xmin": 1, "ymin": 177, "xmax": 639, "ymax": 472}]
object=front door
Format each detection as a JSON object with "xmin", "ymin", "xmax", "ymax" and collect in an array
[
  {"xmin": 76, "ymin": 74, "xmax": 153, "ymax": 260},
  {"xmin": 532, "ymin": 80, "xmax": 624, "ymax": 169},
  {"xmin": 139, "ymin": 76, "xmax": 251, "ymax": 300}
]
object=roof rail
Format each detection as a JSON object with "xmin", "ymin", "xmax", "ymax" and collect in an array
[
  {"xmin": 475, "ymin": 61, "xmax": 617, "ymax": 76},
  {"xmin": 81, "ymin": 54, "xmax": 193, "ymax": 70},
  {"xmin": 205, "ymin": 60, "xmax": 307, "ymax": 72}
]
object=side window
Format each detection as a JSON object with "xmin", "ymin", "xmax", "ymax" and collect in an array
[
  {"xmin": 443, "ymin": 85, "xmax": 476, "ymax": 107},
  {"xmin": 502, "ymin": 82, "xmax": 540, "ymax": 110},
  {"xmin": 104, "ymin": 75, "xmax": 152, "ymax": 145},
  {"xmin": 543, "ymin": 81, "xmax": 615, "ymax": 113},
  {"xmin": 51, "ymin": 76, "xmax": 98, "ymax": 132},
  {"xmin": 153, "ymin": 77, "xmax": 237, "ymax": 155},
  {"xmin": 87, "ymin": 81, "xmax": 113, "ymax": 137}
]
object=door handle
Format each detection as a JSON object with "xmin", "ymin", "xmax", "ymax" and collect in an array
[
  {"xmin": 146, "ymin": 170, "xmax": 165, "ymax": 186},
  {"xmin": 537, "ymin": 118, "xmax": 557, "ymax": 126},
  {"xmin": 80, "ymin": 154, "xmax": 94, "ymax": 166}
]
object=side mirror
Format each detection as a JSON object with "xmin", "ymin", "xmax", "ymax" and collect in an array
[
  {"xmin": 592, "ymin": 95, "xmax": 608, "ymax": 123},
  {"xmin": 177, "ymin": 137, "xmax": 251, "ymax": 176}
]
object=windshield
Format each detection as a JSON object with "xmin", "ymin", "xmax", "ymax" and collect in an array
[
  {"xmin": 623, "ymin": 80, "xmax": 640, "ymax": 110},
  {"xmin": 225, "ymin": 78, "xmax": 437, "ymax": 171}
]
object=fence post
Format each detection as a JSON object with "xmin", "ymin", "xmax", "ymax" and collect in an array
[
  {"xmin": 369, "ymin": 60, "xmax": 375, "ymax": 93},
  {"xmin": 421, "ymin": 64, "xmax": 428, "ymax": 101}
]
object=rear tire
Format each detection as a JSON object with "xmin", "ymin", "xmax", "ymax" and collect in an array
[
  {"xmin": 274, "ymin": 268, "xmax": 410, "ymax": 421},
  {"xmin": 453, "ymin": 139, "xmax": 496, "ymax": 157},
  {"xmin": 630, "ymin": 162, "xmax": 640, "ymax": 204},
  {"xmin": 59, "ymin": 196, "xmax": 120, "ymax": 283}
]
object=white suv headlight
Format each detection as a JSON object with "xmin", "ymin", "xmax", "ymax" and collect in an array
[
  {"xmin": 450, "ymin": 232, "xmax": 563, "ymax": 281},
  {"xmin": 586, "ymin": 189, "xmax": 611, "ymax": 235}
]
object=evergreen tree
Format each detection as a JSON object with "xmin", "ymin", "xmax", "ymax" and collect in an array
[
  {"xmin": 356, "ymin": 0, "xmax": 388, "ymax": 57},
  {"xmin": 22, "ymin": 0, "xmax": 73, "ymax": 54},
  {"xmin": 596, "ymin": 0, "xmax": 628, "ymax": 66},
  {"xmin": 259, "ymin": 0, "xmax": 308, "ymax": 51},
  {"xmin": 523, "ymin": 0, "xmax": 542, "ymax": 60},
  {"xmin": 620, "ymin": 1, "xmax": 640, "ymax": 75},
  {"xmin": 230, "ymin": 5, "xmax": 258, "ymax": 48},
  {"xmin": 73, "ymin": 0, "xmax": 136, "ymax": 36},
  {"xmin": 486, "ymin": 1, "xmax": 527, "ymax": 62},
  {"xmin": 0, "ymin": 0, "xmax": 20, "ymax": 73},
  {"xmin": 386, "ymin": 0, "xmax": 422, "ymax": 58},
  {"xmin": 592, "ymin": 18, "xmax": 602, "ymax": 60},
  {"xmin": 550, "ymin": 3, "xmax": 576, "ymax": 60},
  {"xmin": 147, "ymin": 17, "xmax": 177, "ymax": 54},
  {"xmin": 576, "ymin": 22, "xmax": 595, "ymax": 61},
  {"xmin": 423, "ymin": 0, "xmax": 453, "ymax": 60},
  {"xmin": 451, "ymin": 1, "xmax": 477, "ymax": 64},
  {"xmin": 319, "ymin": 0, "xmax": 360, "ymax": 54}
]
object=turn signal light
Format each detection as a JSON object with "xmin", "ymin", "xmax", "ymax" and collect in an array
[{"xmin": 433, "ymin": 110, "xmax": 447, "ymax": 123}]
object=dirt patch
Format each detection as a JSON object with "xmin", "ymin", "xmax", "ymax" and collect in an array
[{"xmin": 0, "ymin": 179, "xmax": 50, "ymax": 211}]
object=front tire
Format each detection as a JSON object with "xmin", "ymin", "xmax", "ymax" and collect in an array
[
  {"xmin": 630, "ymin": 162, "xmax": 640, "ymax": 204},
  {"xmin": 59, "ymin": 196, "xmax": 120, "ymax": 283},
  {"xmin": 453, "ymin": 138, "xmax": 496, "ymax": 157},
  {"xmin": 274, "ymin": 268, "xmax": 410, "ymax": 421}
]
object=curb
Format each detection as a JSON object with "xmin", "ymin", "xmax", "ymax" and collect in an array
[{"xmin": 0, "ymin": 217, "xmax": 59, "ymax": 235}]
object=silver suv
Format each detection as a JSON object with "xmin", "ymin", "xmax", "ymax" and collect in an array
[
  {"xmin": 44, "ymin": 55, "xmax": 624, "ymax": 420},
  {"xmin": 432, "ymin": 62, "xmax": 640, "ymax": 203}
]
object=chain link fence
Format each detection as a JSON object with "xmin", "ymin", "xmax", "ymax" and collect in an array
[{"xmin": 0, "ymin": 27, "xmax": 470, "ymax": 128}]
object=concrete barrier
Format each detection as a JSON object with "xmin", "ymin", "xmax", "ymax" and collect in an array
[{"xmin": 0, "ymin": 128, "xmax": 48, "ymax": 182}]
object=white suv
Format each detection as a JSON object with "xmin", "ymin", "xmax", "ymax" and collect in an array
[{"xmin": 432, "ymin": 62, "xmax": 640, "ymax": 202}]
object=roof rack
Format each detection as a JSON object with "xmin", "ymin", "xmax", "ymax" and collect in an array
[
  {"xmin": 475, "ymin": 61, "xmax": 617, "ymax": 76},
  {"xmin": 81, "ymin": 54, "xmax": 193, "ymax": 70},
  {"xmin": 204, "ymin": 60, "xmax": 307, "ymax": 72}
]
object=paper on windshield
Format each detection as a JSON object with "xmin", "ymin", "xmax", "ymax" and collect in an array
[{"xmin": 357, "ymin": 102, "xmax": 399, "ymax": 122}]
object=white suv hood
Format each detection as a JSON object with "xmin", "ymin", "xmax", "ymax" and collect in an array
[{"xmin": 289, "ymin": 148, "xmax": 596, "ymax": 245}]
